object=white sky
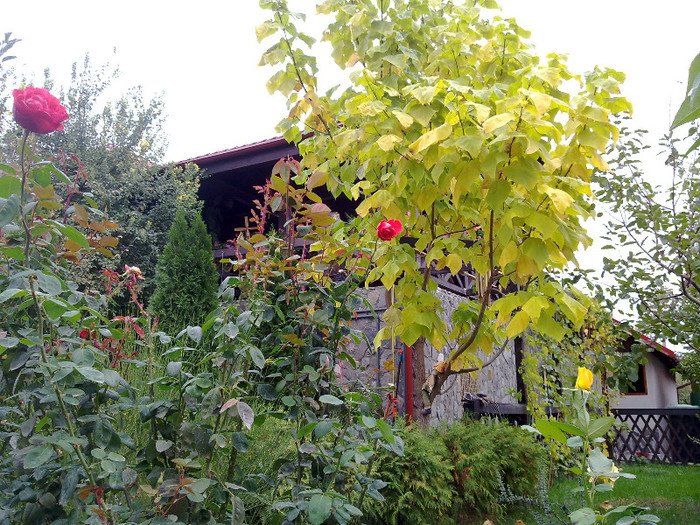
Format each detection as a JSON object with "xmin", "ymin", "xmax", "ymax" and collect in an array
[
  {"xmin": 5, "ymin": 1, "xmax": 699, "ymax": 163},
  {"xmin": 4, "ymin": 0, "xmax": 700, "ymax": 320}
]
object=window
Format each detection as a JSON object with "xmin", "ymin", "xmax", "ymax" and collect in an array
[{"xmin": 622, "ymin": 365, "xmax": 647, "ymax": 395}]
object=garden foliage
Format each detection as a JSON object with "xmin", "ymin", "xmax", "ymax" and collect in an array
[
  {"xmin": 595, "ymin": 124, "xmax": 700, "ymax": 356},
  {"xmin": 0, "ymin": 104, "xmax": 399, "ymax": 524},
  {"xmin": 363, "ymin": 419, "xmax": 544, "ymax": 524},
  {"xmin": 258, "ymin": 0, "xmax": 632, "ymax": 408},
  {"xmin": 0, "ymin": 54, "xmax": 201, "ymax": 303}
]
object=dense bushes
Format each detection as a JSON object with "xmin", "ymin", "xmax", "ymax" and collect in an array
[{"xmin": 363, "ymin": 419, "xmax": 545, "ymax": 524}]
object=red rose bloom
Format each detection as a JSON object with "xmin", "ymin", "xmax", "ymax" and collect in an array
[
  {"xmin": 13, "ymin": 86, "xmax": 69, "ymax": 134},
  {"xmin": 377, "ymin": 219, "xmax": 403, "ymax": 240},
  {"xmin": 79, "ymin": 329, "xmax": 89, "ymax": 340}
]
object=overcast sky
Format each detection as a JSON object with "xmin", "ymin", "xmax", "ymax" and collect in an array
[{"xmin": 5, "ymin": 1, "xmax": 699, "ymax": 163}]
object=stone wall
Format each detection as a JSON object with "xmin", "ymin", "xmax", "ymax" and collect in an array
[{"xmin": 338, "ymin": 285, "xmax": 519, "ymax": 424}]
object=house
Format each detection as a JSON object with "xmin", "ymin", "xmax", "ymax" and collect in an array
[
  {"xmin": 611, "ymin": 329, "xmax": 679, "ymax": 410},
  {"xmin": 177, "ymin": 137, "xmax": 525, "ymax": 424}
]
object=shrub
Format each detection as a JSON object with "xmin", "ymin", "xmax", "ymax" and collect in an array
[
  {"xmin": 363, "ymin": 422, "xmax": 457, "ymax": 525},
  {"xmin": 442, "ymin": 419, "xmax": 545, "ymax": 517},
  {"xmin": 150, "ymin": 208, "xmax": 219, "ymax": 333},
  {"xmin": 364, "ymin": 418, "xmax": 544, "ymax": 524}
]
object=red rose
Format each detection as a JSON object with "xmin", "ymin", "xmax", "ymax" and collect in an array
[
  {"xmin": 79, "ymin": 329, "xmax": 89, "ymax": 339},
  {"xmin": 13, "ymin": 86, "xmax": 69, "ymax": 134},
  {"xmin": 377, "ymin": 218, "xmax": 403, "ymax": 240}
]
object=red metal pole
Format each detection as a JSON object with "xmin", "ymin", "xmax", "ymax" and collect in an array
[{"xmin": 404, "ymin": 345, "xmax": 414, "ymax": 423}]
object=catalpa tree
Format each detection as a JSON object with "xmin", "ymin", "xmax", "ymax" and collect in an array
[{"xmin": 258, "ymin": 0, "xmax": 630, "ymax": 409}]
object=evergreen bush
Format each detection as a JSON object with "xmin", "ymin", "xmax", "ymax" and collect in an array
[
  {"xmin": 150, "ymin": 208, "xmax": 219, "ymax": 333},
  {"xmin": 363, "ymin": 418, "xmax": 545, "ymax": 524},
  {"xmin": 362, "ymin": 422, "xmax": 457, "ymax": 525}
]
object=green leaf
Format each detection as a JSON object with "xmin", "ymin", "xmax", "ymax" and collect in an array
[
  {"xmin": 166, "ymin": 361, "xmax": 182, "ymax": 377},
  {"xmin": 231, "ymin": 432, "xmax": 249, "ymax": 453},
  {"xmin": 569, "ymin": 507, "xmax": 596, "ymax": 525},
  {"xmin": 0, "ymin": 288, "xmax": 26, "ymax": 303},
  {"xmin": 308, "ymin": 494, "xmax": 333, "ymax": 525},
  {"xmin": 534, "ymin": 419, "xmax": 567, "ymax": 445},
  {"xmin": 24, "ymin": 446, "xmax": 53, "ymax": 469},
  {"xmin": 319, "ymin": 394, "xmax": 343, "ymax": 405},
  {"xmin": 0, "ymin": 176, "xmax": 20, "ymax": 198},
  {"xmin": 297, "ymin": 422, "xmax": 317, "ymax": 439},
  {"xmin": 314, "ymin": 420, "xmax": 333, "ymax": 438},
  {"xmin": 186, "ymin": 325, "xmax": 203, "ymax": 343},
  {"xmin": 257, "ymin": 383, "xmax": 278, "ymax": 401},
  {"xmin": 0, "ymin": 194, "xmax": 18, "ymax": 227},
  {"xmin": 36, "ymin": 272, "xmax": 63, "ymax": 296},
  {"xmin": 588, "ymin": 416, "xmax": 616, "ymax": 439},
  {"xmin": 58, "ymin": 223, "xmax": 89, "ymax": 249},
  {"xmin": 201, "ymin": 386, "xmax": 222, "ymax": 420},
  {"xmin": 248, "ymin": 345, "xmax": 266, "ymax": 369},
  {"xmin": 587, "ymin": 447, "xmax": 613, "ymax": 475},
  {"xmin": 375, "ymin": 418, "xmax": 395, "ymax": 444},
  {"xmin": 485, "ymin": 179, "xmax": 511, "ymax": 209},
  {"xmin": 43, "ymin": 299, "xmax": 67, "ymax": 320},
  {"xmin": 76, "ymin": 366, "xmax": 104, "ymax": 383},
  {"xmin": 72, "ymin": 347, "xmax": 95, "ymax": 367}
]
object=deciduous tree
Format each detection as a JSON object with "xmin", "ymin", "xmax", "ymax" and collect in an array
[{"xmin": 259, "ymin": 0, "xmax": 630, "ymax": 413}]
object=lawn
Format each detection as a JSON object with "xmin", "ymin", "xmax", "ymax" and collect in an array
[{"xmin": 494, "ymin": 463, "xmax": 700, "ymax": 524}]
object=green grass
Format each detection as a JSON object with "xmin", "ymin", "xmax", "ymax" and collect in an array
[{"xmin": 495, "ymin": 463, "xmax": 700, "ymax": 525}]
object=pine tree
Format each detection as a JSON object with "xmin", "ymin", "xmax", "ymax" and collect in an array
[{"xmin": 150, "ymin": 209, "xmax": 219, "ymax": 332}]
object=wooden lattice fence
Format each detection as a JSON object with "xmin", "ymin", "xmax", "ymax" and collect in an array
[{"xmin": 611, "ymin": 408, "xmax": 700, "ymax": 465}]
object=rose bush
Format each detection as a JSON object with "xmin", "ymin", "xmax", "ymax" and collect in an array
[
  {"xmin": 376, "ymin": 218, "xmax": 402, "ymax": 240},
  {"xmin": 12, "ymin": 86, "xmax": 69, "ymax": 134}
]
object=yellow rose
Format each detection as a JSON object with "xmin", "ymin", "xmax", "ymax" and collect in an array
[{"xmin": 575, "ymin": 367, "xmax": 594, "ymax": 390}]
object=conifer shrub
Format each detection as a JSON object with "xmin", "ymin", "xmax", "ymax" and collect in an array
[
  {"xmin": 363, "ymin": 418, "xmax": 544, "ymax": 524},
  {"xmin": 362, "ymin": 422, "xmax": 457, "ymax": 525},
  {"xmin": 150, "ymin": 208, "xmax": 219, "ymax": 333},
  {"xmin": 443, "ymin": 419, "xmax": 544, "ymax": 517}
]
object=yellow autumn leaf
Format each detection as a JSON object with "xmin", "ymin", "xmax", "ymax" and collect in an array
[
  {"xmin": 445, "ymin": 253, "xmax": 463, "ymax": 275},
  {"xmin": 521, "ymin": 295, "xmax": 551, "ymax": 322},
  {"xmin": 529, "ymin": 92, "xmax": 552, "ymax": 116},
  {"xmin": 498, "ymin": 240, "xmax": 518, "ymax": 268},
  {"xmin": 482, "ymin": 113, "xmax": 515, "ymax": 134},
  {"xmin": 376, "ymin": 134, "xmax": 402, "ymax": 151},
  {"xmin": 542, "ymin": 185, "xmax": 574, "ymax": 214},
  {"xmin": 392, "ymin": 110, "xmax": 414, "ymax": 128},
  {"xmin": 535, "ymin": 67, "xmax": 561, "ymax": 87},
  {"xmin": 346, "ymin": 52, "xmax": 362, "ymax": 67},
  {"xmin": 506, "ymin": 310, "xmax": 530, "ymax": 338},
  {"xmin": 408, "ymin": 123, "xmax": 452, "ymax": 154},
  {"xmin": 468, "ymin": 102, "xmax": 491, "ymax": 124},
  {"xmin": 515, "ymin": 254, "xmax": 537, "ymax": 278}
]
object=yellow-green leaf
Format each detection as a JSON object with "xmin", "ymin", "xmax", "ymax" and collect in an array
[
  {"xmin": 412, "ymin": 85, "xmax": 437, "ymax": 105},
  {"xmin": 557, "ymin": 293, "xmax": 588, "ymax": 327},
  {"xmin": 542, "ymin": 185, "xmax": 574, "ymax": 214},
  {"xmin": 506, "ymin": 310, "xmax": 530, "ymax": 338},
  {"xmin": 528, "ymin": 92, "xmax": 552, "ymax": 116},
  {"xmin": 408, "ymin": 123, "xmax": 452, "ymax": 154},
  {"xmin": 445, "ymin": 253, "xmax": 463, "ymax": 275},
  {"xmin": 483, "ymin": 113, "xmax": 515, "ymax": 134},
  {"xmin": 377, "ymin": 134, "xmax": 401, "ymax": 151},
  {"xmin": 498, "ymin": 240, "xmax": 518, "ymax": 268},
  {"xmin": 392, "ymin": 110, "xmax": 414, "ymax": 128},
  {"xmin": 358, "ymin": 100, "xmax": 387, "ymax": 117},
  {"xmin": 521, "ymin": 295, "xmax": 551, "ymax": 322}
]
